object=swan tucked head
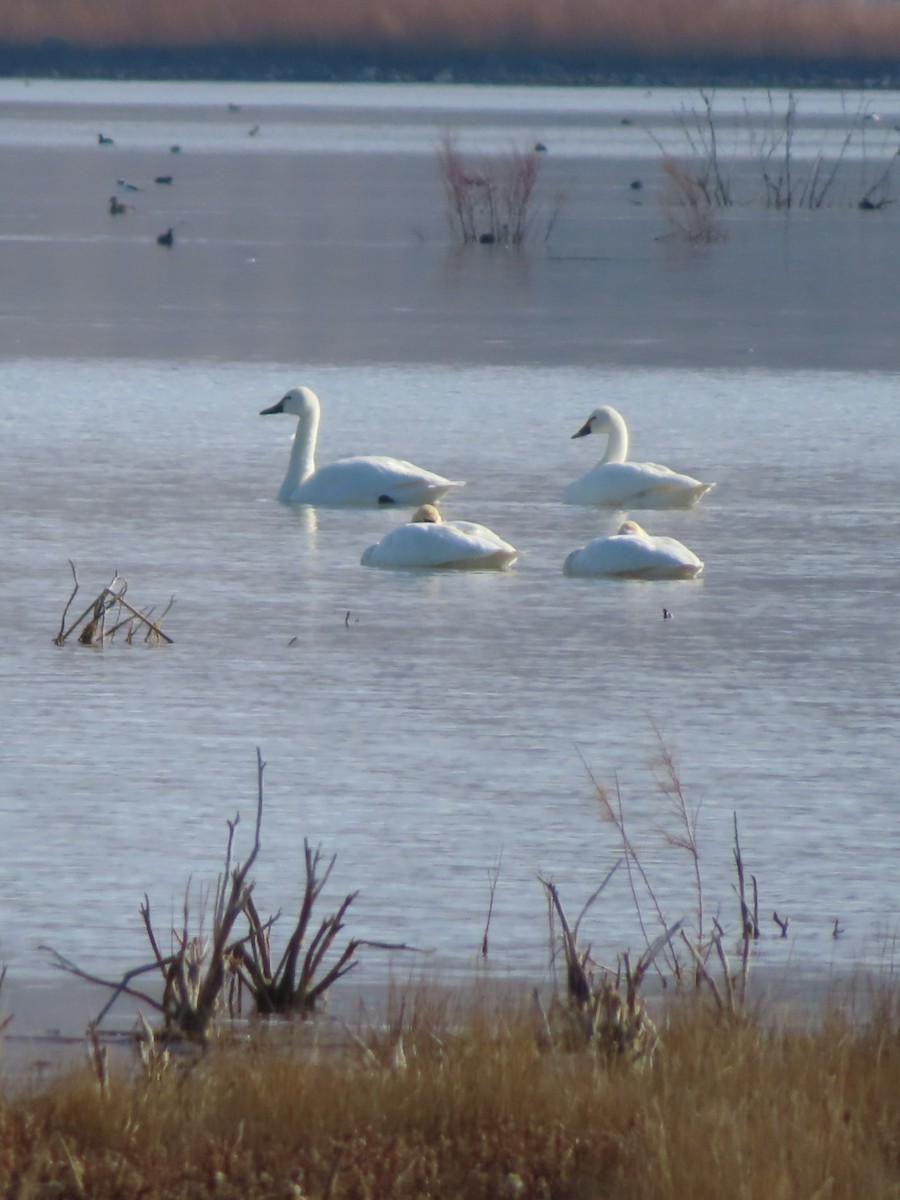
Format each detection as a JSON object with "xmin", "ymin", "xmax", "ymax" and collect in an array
[
  {"xmin": 260, "ymin": 386, "xmax": 319, "ymax": 418},
  {"xmin": 571, "ymin": 406, "xmax": 620, "ymax": 439},
  {"xmin": 411, "ymin": 504, "xmax": 442, "ymax": 524},
  {"xmin": 617, "ymin": 520, "xmax": 647, "ymax": 537}
]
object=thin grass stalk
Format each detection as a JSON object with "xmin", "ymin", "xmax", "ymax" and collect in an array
[
  {"xmin": 652, "ymin": 724, "xmax": 704, "ymax": 958},
  {"xmin": 810, "ymin": 126, "xmax": 854, "ymax": 207},
  {"xmin": 711, "ymin": 922, "xmax": 736, "ymax": 1013},
  {"xmin": 681, "ymin": 930, "xmax": 726, "ymax": 1011},
  {"xmin": 541, "ymin": 878, "xmax": 593, "ymax": 1009},
  {"xmin": 481, "ymin": 851, "xmax": 502, "ymax": 957},
  {"xmin": 503, "ymin": 148, "xmax": 540, "ymax": 242},
  {"xmin": 608, "ymin": 770, "xmax": 681, "ymax": 980}
]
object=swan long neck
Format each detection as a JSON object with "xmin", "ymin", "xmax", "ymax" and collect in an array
[
  {"xmin": 601, "ymin": 409, "xmax": 628, "ymax": 464},
  {"xmin": 279, "ymin": 406, "xmax": 319, "ymax": 499}
]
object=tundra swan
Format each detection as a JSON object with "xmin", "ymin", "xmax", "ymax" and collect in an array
[
  {"xmin": 563, "ymin": 405, "xmax": 715, "ymax": 509},
  {"xmin": 361, "ymin": 505, "xmax": 518, "ymax": 570},
  {"xmin": 563, "ymin": 520, "xmax": 704, "ymax": 579},
  {"xmin": 260, "ymin": 387, "xmax": 464, "ymax": 507}
]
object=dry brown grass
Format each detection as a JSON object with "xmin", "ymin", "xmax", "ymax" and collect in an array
[
  {"xmin": 437, "ymin": 135, "xmax": 547, "ymax": 246},
  {"xmin": 6, "ymin": 0, "xmax": 900, "ymax": 62},
  {"xmin": 1, "ymin": 983, "xmax": 898, "ymax": 1199},
  {"xmin": 661, "ymin": 158, "xmax": 725, "ymax": 243}
]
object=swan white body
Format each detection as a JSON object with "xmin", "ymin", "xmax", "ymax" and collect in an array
[
  {"xmin": 261, "ymin": 387, "xmax": 464, "ymax": 507},
  {"xmin": 564, "ymin": 520, "xmax": 704, "ymax": 579},
  {"xmin": 563, "ymin": 405, "xmax": 715, "ymax": 509},
  {"xmin": 362, "ymin": 505, "xmax": 518, "ymax": 570}
]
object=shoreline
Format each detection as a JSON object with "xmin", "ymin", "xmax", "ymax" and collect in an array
[{"xmin": 2, "ymin": 45, "xmax": 900, "ymax": 91}]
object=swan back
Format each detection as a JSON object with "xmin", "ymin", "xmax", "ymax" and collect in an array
[
  {"xmin": 563, "ymin": 520, "xmax": 703, "ymax": 579},
  {"xmin": 362, "ymin": 514, "xmax": 518, "ymax": 571}
]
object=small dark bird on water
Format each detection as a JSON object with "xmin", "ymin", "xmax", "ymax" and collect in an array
[
  {"xmin": 154, "ymin": 175, "xmax": 173, "ymax": 185},
  {"xmin": 169, "ymin": 144, "xmax": 181, "ymax": 154},
  {"xmin": 156, "ymin": 227, "xmax": 174, "ymax": 247},
  {"xmin": 108, "ymin": 195, "xmax": 131, "ymax": 215},
  {"xmin": 98, "ymin": 133, "xmax": 114, "ymax": 145},
  {"xmin": 663, "ymin": 608, "xmax": 672, "ymax": 620},
  {"xmin": 116, "ymin": 178, "xmax": 140, "ymax": 192},
  {"xmin": 248, "ymin": 125, "xmax": 261, "ymax": 136}
]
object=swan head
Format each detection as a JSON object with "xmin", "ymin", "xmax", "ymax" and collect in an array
[
  {"xmin": 260, "ymin": 386, "xmax": 320, "ymax": 418},
  {"xmin": 571, "ymin": 406, "xmax": 621, "ymax": 439},
  {"xmin": 617, "ymin": 520, "xmax": 647, "ymax": 537},
  {"xmin": 411, "ymin": 504, "xmax": 442, "ymax": 524}
]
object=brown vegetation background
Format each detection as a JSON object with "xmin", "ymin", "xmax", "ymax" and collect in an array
[{"xmin": 4, "ymin": 0, "xmax": 900, "ymax": 63}]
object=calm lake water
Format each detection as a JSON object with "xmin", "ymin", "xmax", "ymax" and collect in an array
[{"xmin": 0, "ymin": 80, "xmax": 898, "ymax": 1030}]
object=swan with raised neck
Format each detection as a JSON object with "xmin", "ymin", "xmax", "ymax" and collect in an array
[
  {"xmin": 260, "ymin": 386, "xmax": 464, "ymax": 507},
  {"xmin": 564, "ymin": 405, "xmax": 715, "ymax": 509}
]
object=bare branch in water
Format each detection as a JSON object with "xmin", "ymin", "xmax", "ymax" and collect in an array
[{"xmin": 481, "ymin": 849, "xmax": 503, "ymax": 958}]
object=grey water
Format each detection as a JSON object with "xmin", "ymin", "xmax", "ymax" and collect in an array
[{"xmin": 1, "ymin": 80, "xmax": 899, "ymax": 1027}]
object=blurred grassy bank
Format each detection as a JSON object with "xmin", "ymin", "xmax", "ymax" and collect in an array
[
  {"xmin": 3, "ymin": 0, "xmax": 900, "ymax": 85},
  {"xmin": 1, "ymin": 986, "xmax": 899, "ymax": 1199}
]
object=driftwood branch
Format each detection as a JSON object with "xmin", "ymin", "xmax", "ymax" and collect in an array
[
  {"xmin": 235, "ymin": 828, "xmax": 420, "ymax": 1015},
  {"xmin": 54, "ymin": 560, "xmax": 80, "ymax": 644},
  {"xmin": 42, "ymin": 749, "xmax": 409, "ymax": 1035},
  {"xmin": 41, "ymin": 945, "xmax": 167, "ymax": 1023}
]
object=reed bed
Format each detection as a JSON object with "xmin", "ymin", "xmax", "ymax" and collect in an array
[
  {"xmin": 1, "ymin": 983, "xmax": 898, "ymax": 1198},
  {"xmin": 6, "ymin": 0, "xmax": 900, "ymax": 64}
]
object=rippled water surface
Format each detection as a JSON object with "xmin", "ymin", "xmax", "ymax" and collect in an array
[{"xmin": 0, "ymin": 82, "xmax": 898, "ymax": 1025}]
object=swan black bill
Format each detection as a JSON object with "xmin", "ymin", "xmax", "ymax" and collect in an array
[
  {"xmin": 260, "ymin": 399, "xmax": 285, "ymax": 415},
  {"xmin": 571, "ymin": 420, "xmax": 593, "ymax": 438}
]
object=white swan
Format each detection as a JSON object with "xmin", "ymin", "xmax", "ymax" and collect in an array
[
  {"xmin": 563, "ymin": 405, "xmax": 715, "ymax": 509},
  {"xmin": 361, "ymin": 505, "xmax": 519, "ymax": 570},
  {"xmin": 563, "ymin": 520, "xmax": 704, "ymax": 579},
  {"xmin": 260, "ymin": 386, "xmax": 464, "ymax": 507}
]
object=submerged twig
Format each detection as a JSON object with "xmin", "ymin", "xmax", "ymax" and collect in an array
[
  {"xmin": 481, "ymin": 850, "xmax": 503, "ymax": 958},
  {"xmin": 54, "ymin": 565, "xmax": 173, "ymax": 646}
]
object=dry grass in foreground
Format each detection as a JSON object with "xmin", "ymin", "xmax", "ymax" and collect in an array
[{"xmin": 1, "ymin": 985, "xmax": 898, "ymax": 1199}]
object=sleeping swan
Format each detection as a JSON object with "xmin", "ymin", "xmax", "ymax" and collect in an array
[
  {"xmin": 361, "ymin": 505, "xmax": 519, "ymax": 570},
  {"xmin": 563, "ymin": 405, "xmax": 715, "ymax": 509},
  {"xmin": 563, "ymin": 520, "xmax": 704, "ymax": 579},
  {"xmin": 260, "ymin": 386, "xmax": 464, "ymax": 507}
]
